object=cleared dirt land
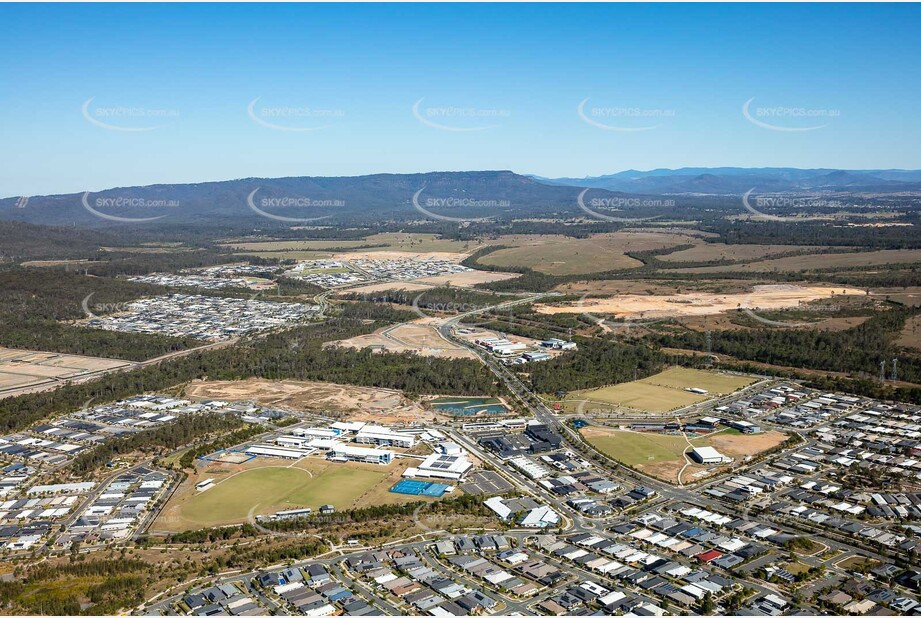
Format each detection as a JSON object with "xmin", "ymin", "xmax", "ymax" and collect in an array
[
  {"xmin": 153, "ymin": 457, "xmax": 428, "ymax": 532},
  {"xmin": 185, "ymin": 378, "xmax": 432, "ymax": 423},
  {"xmin": 568, "ymin": 368, "xmax": 758, "ymax": 414},
  {"xmin": 581, "ymin": 426, "xmax": 787, "ymax": 483},
  {"xmin": 330, "ymin": 323, "xmax": 477, "ymax": 360},
  {"xmin": 475, "ymin": 231, "xmax": 695, "ymax": 276},
  {"xmin": 535, "ymin": 284, "xmax": 865, "ymax": 319},
  {"xmin": 0, "ymin": 347, "xmax": 133, "ymax": 396},
  {"xmin": 553, "ymin": 279, "xmax": 757, "ymax": 296}
]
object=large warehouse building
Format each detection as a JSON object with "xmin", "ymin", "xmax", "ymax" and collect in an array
[{"xmin": 689, "ymin": 446, "xmax": 728, "ymax": 465}]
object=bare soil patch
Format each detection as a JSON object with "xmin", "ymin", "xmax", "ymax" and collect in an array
[
  {"xmin": 707, "ymin": 430, "xmax": 788, "ymax": 457},
  {"xmin": 535, "ymin": 284, "xmax": 864, "ymax": 319},
  {"xmin": 329, "ymin": 323, "xmax": 476, "ymax": 360},
  {"xmin": 185, "ymin": 378, "xmax": 433, "ymax": 424}
]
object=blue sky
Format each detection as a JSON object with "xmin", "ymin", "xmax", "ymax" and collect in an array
[{"xmin": 0, "ymin": 3, "xmax": 919, "ymax": 196}]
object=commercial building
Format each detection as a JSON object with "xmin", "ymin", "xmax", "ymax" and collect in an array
[
  {"xmin": 246, "ymin": 445, "xmax": 313, "ymax": 460},
  {"xmin": 689, "ymin": 446, "xmax": 728, "ymax": 465},
  {"xmin": 354, "ymin": 426, "xmax": 415, "ymax": 449},
  {"xmin": 291, "ymin": 427, "xmax": 341, "ymax": 439},
  {"xmin": 327, "ymin": 444, "xmax": 393, "ymax": 465},
  {"xmin": 404, "ymin": 452, "xmax": 472, "ymax": 480},
  {"xmin": 526, "ymin": 423, "xmax": 562, "ymax": 449},
  {"xmin": 277, "ymin": 435, "xmax": 313, "ymax": 449},
  {"xmin": 519, "ymin": 505, "xmax": 562, "ymax": 528}
]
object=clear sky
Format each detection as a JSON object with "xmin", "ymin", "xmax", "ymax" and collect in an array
[{"xmin": 1, "ymin": 3, "xmax": 919, "ymax": 197}]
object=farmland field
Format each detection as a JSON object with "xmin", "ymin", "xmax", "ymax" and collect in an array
[
  {"xmin": 670, "ymin": 248, "xmax": 921, "ymax": 274},
  {"xmin": 475, "ymin": 231, "xmax": 692, "ymax": 275},
  {"xmin": 223, "ymin": 232, "xmax": 477, "ymax": 255},
  {"xmin": 657, "ymin": 243, "xmax": 825, "ymax": 263}
]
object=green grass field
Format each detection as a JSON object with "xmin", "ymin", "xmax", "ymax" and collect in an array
[
  {"xmin": 571, "ymin": 367, "xmax": 756, "ymax": 413},
  {"xmin": 580, "ymin": 428, "xmax": 692, "ymax": 465},
  {"xmin": 577, "ymin": 381, "xmax": 708, "ymax": 413},
  {"xmin": 640, "ymin": 367, "xmax": 758, "ymax": 394},
  {"xmin": 178, "ymin": 465, "xmax": 386, "ymax": 527}
]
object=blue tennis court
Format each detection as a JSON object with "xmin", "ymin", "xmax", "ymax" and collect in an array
[{"xmin": 390, "ymin": 479, "xmax": 451, "ymax": 497}]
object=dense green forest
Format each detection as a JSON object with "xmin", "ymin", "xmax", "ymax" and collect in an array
[
  {"xmin": 0, "ymin": 558, "xmax": 149, "ymax": 615},
  {"xmin": 652, "ymin": 305, "xmax": 921, "ymax": 384},
  {"xmin": 528, "ymin": 337, "xmax": 666, "ymax": 394}
]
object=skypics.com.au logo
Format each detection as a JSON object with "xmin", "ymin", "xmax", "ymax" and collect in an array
[
  {"xmin": 411, "ymin": 187, "xmax": 509, "ymax": 223},
  {"xmin": 742, "ymin": 190, "xmax": 842, "ymax": 222},
  {"xmin": 246, "ymin": 188, "xmax": 343, "ymax": 224},
  {"xmin": 578, "ymin": 98, "xmax": 675, "ymax": 132},
  {"xmin": 412, "ymin": 98, "xmax": 511, "ymax": 132},
  {"xmin": 81, "ymin": 192, "xmax": 178, "ymax": 223},
  {"xmin": 742, "ymin": 97, "xmax": 840, "ymax": 132},
  {"xmin": 247, "ymin": 97, "xmax": 345, "ymax": 132},
  {"xmin": 740, "ymin": 299, "xmax": 842, "ymax": 328},
  {"xmin": 576, "ymin": 189, "xmax": 668, "ymax": 223},
  {"xmin": 81, "ymin": 98, "xmax": 179, "ymax": 132},
  {"xmin": 81, "ymin": 292, "xmax": 133, "ymax": 319}
]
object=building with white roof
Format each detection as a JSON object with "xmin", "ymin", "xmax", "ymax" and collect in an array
[
  {"xmin": 354, "ymin": 425, "xmax": 415, "ymax": 448},
  {"xmin": 413, "ymin": 452, "xmax": 472, "ymax": 479},
  {"xmin": 519, "ymin": 505, "xmax": 561, "ymax": 528},
  {"xmin": 689, "ymin": 446, "xmax": 729, "ymax": 464},
  {"xmin": 327, "ymin": 444, "xmax": 393, "ymax": 465}
]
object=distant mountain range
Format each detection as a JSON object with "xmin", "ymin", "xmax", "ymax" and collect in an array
[
  {"xmin": 537, "ymin": 167, "xmax": 921, "ymax": 195},
  {"xmin": 1, "ymin": 168, "xmax": 918, "ymax": 228},
  {"xmin": 0, "ymin": 171, "xmax": 596, "ymax": 227}
]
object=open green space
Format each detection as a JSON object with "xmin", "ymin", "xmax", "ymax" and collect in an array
[
  {"xmin": 580, "ymin": 428, "xmax": 693, "ymax": 465},
  {"xmin": 178, "ymin": 465, "xmax": 386, "ymax": 527},
  {"xmin": 640, "ymin": 366, "xmax": 758, "ymax": 394},
  {"xmin": 576, "ymin": 381, "xmax": 708, "ymax": 413}
]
